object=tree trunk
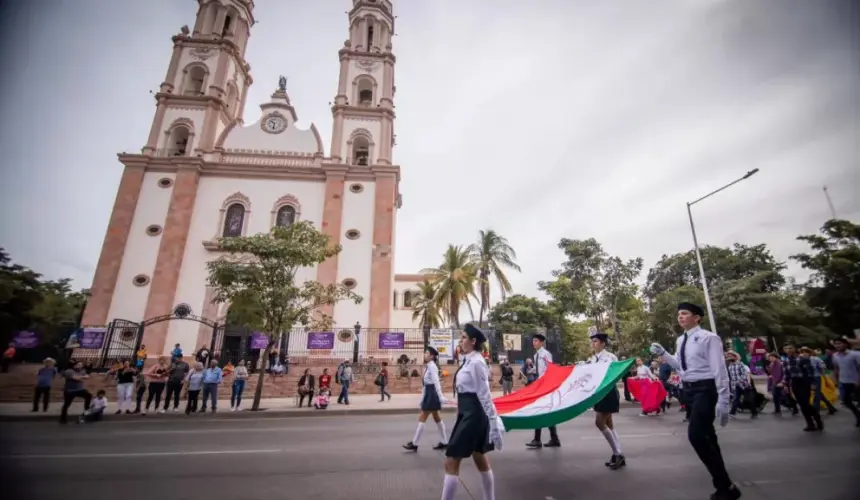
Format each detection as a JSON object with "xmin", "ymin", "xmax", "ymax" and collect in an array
[{"xmin": 251, "ymin": 339, "xmax": 274, "ymax": 411}]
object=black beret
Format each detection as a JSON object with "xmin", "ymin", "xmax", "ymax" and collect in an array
[
  {"xmin": 678, "ymin": 302, "xmax": 705, "ymax": 317},
  {"xmin": 532, "ymin": 333, "xmax": 547, "ymax": 342},
  {"xmin": 426, "ymin": 346, "xmax": 439, "ymax": 357},
  {"xmin": 464, "ymin": 323, "xmax": 487, "ymax": 343},
  {"xmin": 590, "ymin": 332, "xmax": 610, "ymax": 344}
]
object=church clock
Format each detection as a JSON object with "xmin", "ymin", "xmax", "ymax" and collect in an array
[{"xmin": 261, "ymin": 113, "xmax": 287, "ymax": 134}]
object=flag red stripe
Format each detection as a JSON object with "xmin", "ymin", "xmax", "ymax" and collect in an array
[{"xmin": 494, "ymin": 363, "xmax": 575, "ymax": 414}]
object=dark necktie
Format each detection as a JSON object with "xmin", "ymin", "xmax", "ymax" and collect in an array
[{"xmin": 680, "ymin": 333, "xmax": 689, "ymax": 371}]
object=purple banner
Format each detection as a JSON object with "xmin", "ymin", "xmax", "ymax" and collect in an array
[
  {"xmin": 12, "ymin": 331, "xmax": 39, "ymax": 349},
  {"xmin": 79, "ymin": 328, "xmax": 107, "ymax": 349},
  {"xmin": 307, "ymin": 332, "xmax": 335, "ymax": 350},
  {"xmin": 378, "ymin": 332, "xmax": 404, "ymax": 349},
  {"xmin": 250, "ymin": 332, "xmax": 269, "ymax": 350}
]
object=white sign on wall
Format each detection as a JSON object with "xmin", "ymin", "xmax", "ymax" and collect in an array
[{"xmin": 429, "ymin": 329, "xmax": 454, "ymax": 358}]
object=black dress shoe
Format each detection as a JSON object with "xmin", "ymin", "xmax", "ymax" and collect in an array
[
  {"xmin": 544, "ymin": 440, "xmax": 561, "ymax": 448},
  {"xmin": 402, "ymin": 442, "xmax": 418, "ymax": 452},
  {"xmin": 432, "ymin": 442, "xmax": 447, "ymax": 450},
  {"xmin": 604, "ymin": 455, "xmax": 617, "ymax": 467},
  {"xmin": 609, "ymin": 455, "xmax": 626, "ymax": 470},
  {"xmin": 710, "ymin": 484, "xmax": 742, "ymax": 500},
  {"xmin": 525, "ymin": 440, "xmax": 542, "ymax": 448}
]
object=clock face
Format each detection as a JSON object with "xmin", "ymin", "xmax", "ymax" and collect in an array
[{"xmin": 262, "ymin": 115, "xmax": 287, "ymax": 134}]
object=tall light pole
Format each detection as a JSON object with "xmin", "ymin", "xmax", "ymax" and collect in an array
[
  {"xmin": 822, "ymin": 186, "xmax": 837, "ymax": 219},
  {"xmin": 686, "ymin": 168, "xmax": 760, "ymax": 334}
]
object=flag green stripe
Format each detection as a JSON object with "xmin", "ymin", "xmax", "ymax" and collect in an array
[{"xmin": 500, "ymin": 359, "xmax": 634, "ymax": 431}]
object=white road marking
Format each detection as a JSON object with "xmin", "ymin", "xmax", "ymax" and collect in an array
[
  {"xmin": 2, "ymin": 449, "xmax": 284, "ymax": 460},
  {"xmin": 120, "ymin": 427, "xmax": 305, "ymax": 436}
]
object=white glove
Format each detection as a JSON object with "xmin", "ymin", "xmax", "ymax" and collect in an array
[
  {"xmin": 649, "ymin": 343, "xmax": 666, "ymax": 356},
  {"xmin": 489, "ymin": 417, "xmax": 504, "ymax": 451},
  {"xmin": 716, "ymin": 402, "xmax": 730, "ymax": 427}
]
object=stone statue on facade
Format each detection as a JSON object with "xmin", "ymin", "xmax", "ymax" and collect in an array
[{"xmin": 278, "ymin": 75, "xmax": 287, "ymax": 92}]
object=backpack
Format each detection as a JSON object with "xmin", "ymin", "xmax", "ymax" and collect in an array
[{"xmin": 374, "ymin": 373, "xmax": 384, "ymax": 386}]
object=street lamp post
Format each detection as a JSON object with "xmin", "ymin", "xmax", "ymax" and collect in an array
[{"xmin": 686, "ymin": 168, "xmax": 760, "ymax": 334}]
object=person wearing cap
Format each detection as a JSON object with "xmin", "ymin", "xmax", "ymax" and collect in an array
[
  {"xmin": 588, "ymin": 332, "xmax": 626, "ymax": 470},
  {"xmin": 726, "ymin": 351, "xmax": 758, "ymax": 419},
  {"xmin": 440, "ymin": 323, "xmax": 502, "ymax": 500},
  {"xmin": 830, "ymin": 336, "xmax": 860, "ymax": 427},
  {"xmin": 525, "ymin": 332, "xmax": 561, "ymax": 449},
  {"xmin": 800, "ymin": 346, "xmax": 838, "ymax": 416},
  {"xmin": 782, "ymin": 343, "xmax": 823, "ymax": 431},
  {"xmin": 403, "ymin": 346, "xmax": 450, "ymax": 452},
  {"xmin": 649, "ymin": 302, "xmax": 741, "ymax": 500}
]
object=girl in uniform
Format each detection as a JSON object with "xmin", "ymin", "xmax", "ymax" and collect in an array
[
  {"xmin": 440, "ymin": 324, "xmax": 503, "ymax": 500},
  {"xmin": 588, "ymin": 331, "xmax": 626, "ymax": 469},
  {"xmin": 403, "ymin": 347, "xmax": 449, "ymax": 451}
]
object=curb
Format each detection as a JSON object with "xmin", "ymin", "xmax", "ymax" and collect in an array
[{"xmin": 0, "ymin": 401, "xmax": 646, "ymax": 423}]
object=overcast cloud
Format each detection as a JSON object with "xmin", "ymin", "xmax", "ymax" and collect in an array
[{"xmin": 0, "ymin": 0, "xmax": 857, "ymax": 307}]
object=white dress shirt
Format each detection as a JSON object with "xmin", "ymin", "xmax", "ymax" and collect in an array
[
  {"xmin": 534, "ymin": 347, "xmax": 553, "ymax": 378},
  {"xmin": 660, "ymin": 326, "xmax": 730, "ymax": 406},
  {"xmin": 421, "ymin": 361, "xmax": 447, "ymax": 403},
  {"xmin": 455, "ymin": 351, "xmax": 498, "ymax": 420},
  {"xmin": 588, "ymin": 350, "xmax": 618, "ymax": 364},
  {"xmin": 635, "ymin": 365, "xmax": 654, "ymax": 379}
]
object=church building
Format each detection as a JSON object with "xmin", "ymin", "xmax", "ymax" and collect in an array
[{"xmin": 81, "ymin": 0, "xmax": 427, "ymax": 357}]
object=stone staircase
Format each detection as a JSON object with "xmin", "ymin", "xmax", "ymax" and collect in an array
[{"xmin": 0, "ymin": 362, "xmax": 523, "ymax": 403}]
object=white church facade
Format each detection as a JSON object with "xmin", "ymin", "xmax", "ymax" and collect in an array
[{"xmin": 81, "ymin": 0, "xmax": 429, "ymax": 357}]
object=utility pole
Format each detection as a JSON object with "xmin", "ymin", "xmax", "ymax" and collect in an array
[{"xmin": 822, "ymin": 186, "xmax": 837, "ymax": 219}]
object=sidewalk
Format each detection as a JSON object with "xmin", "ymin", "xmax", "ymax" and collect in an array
[{"xmin": 0, "ymin": 388, "xmax": 646, "ymax": 422}]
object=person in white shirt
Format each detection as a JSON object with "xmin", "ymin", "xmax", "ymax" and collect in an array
[
  {"xmin": 650, "ymin": 302, "xmax": 741, "ymax": 500},
  {"xmin": 525, "ymin": 333, "xmax": 561, "ymax": 448},
  {"xmin": 403, "ymin": 346, "xmax": 450, "ymax": 452},
  {"xmin": 80, "ymin": 390, "xmax": 108, "ymax": 423},
  {"xmin": 588, "ymin": 332, "xmax": 626, "ymax": 470},
  {"xmin": 831, "ymin": 336, "xmax": 860, "ymax": 427},
  {"xmin": 440, "ymin": 324, "xmax": 503, "ymax": 500}
]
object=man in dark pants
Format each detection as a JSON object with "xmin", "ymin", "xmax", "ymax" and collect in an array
[
  {"xmin": 782, "ymin": 344, "xmax": 822, "ymax": 431},
  {"xmin": 60, "ymin": 361, "xmax": 92, "ymax": 424},
  {"xmin": 650, "ymin": 302, "xmax": 741, "ymax": 500},
  {"xmin": 526, "ymin": 333, "xmax": 561, "ymax": 448}
]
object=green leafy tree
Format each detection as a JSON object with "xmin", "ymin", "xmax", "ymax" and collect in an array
[
  {"xmin": 487, "ymin": 294, "xmax": 557, "ymax": 333},
  {"xmin": 791, "ymin": 219, "xmax": 860, "ymax": 337},
  {"xmin": 411, "ymin": 278, "xmax": 443, "ymax": 330},
  {"xmin": 538, "ymin": 238, "xmax": 643, "ymax": 331},
  {"xmin": 206, "ymin": 221, "xmax": 362, "ymax": 410},
  {"xmin": 421, "ymin": 245, "xmax": 478, "ymax": 327},
  {"xmin": 467, "ymin": 229, "xmax": 521, "ymax": 326},
  {"xmin": 644, "ymin": 243, "xmax": 786, "ymax": 300}
]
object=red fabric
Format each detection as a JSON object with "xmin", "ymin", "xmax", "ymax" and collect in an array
[
  {"xmin": 494, "ymin": 363, "xmax": 574, "ymax": 414},
  {"xmin": 627, "ymin": 378, "xmax": 667, "ymax": 413}
]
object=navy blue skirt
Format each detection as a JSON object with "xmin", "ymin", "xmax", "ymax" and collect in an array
[
  {"xmin": 420, "ymin": 383, "xmax": 442, "ymax": 411},
  {"xmin": 445, "ymin": 393, "xmax": 494, "ymax": 458},
  {"xmin": 593, "ymin": 386, "xmax": 620, "ymax": 414}
]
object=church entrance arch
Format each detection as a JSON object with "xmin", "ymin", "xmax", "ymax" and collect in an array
[{"xmin": 140, "ymin": 304, "xmax": 224, "ymax": 359}]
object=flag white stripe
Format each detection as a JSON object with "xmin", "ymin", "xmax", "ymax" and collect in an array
[{"xmin": 502, "ymin": 363, "xmax": 612, "ymax": 417}]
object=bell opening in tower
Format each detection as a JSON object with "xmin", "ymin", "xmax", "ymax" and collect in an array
[
  {"xmin": 222, "ymin": 15, "xmax": 232, "ymax": 37},
  {"xmin": 367, "ymin": 25, "xmax": 374, "ymax": 51}
]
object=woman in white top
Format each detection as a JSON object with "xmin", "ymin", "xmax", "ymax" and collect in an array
[
  {"xmin": 588, "ymin": 332, "xmax": 626, "ymax": 470},
  {"xmin": 403, "ymin": 347, "xmax": 449, "ymax": 451},
  {"xmin": 440, "ymin": 324, "xmax": 503, "ymax": 500},
  {"xmin": 635, "ymin": 358, "xmax": 655, "ymax": 379},
  {"xmin": 230, "ymin": 360, "xmax": 249, "ymax": 411}
]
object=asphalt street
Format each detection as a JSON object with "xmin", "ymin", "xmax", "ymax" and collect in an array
[{"xmin": 1, "ymin": 407, "xmax": 858, "ymax": 500}]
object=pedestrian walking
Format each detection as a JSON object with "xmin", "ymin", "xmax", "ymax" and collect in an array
[
  {"xmin": 783, "ymin": 344, "xmax": 823, "ymax": 432},
  {"xmin": 649, "ymin": 302, "xmax": 741, "ymax": 500},
  {"xmin": 588, "ymin": 332, "xmax": 626, "ymax": 470},
  {"xmin": 830, "ymin": 337, "xmax": 860, "ymax": 427},
  {"xmin": 525, "ymin": 333, "xmax": 560, "ymax": 449},
  {"xmin": 403, "ymin": 347, "xmax": 449, "ymax": 452}
]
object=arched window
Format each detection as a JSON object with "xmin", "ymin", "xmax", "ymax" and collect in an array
[
  {"xmin": 353, "ymin": 135, "xmax": 370, "ymax": 166},
  {"xmin": 222, "ymin": 203, "xmax": 245, "ymax": 237},
  {"xmin": 275, "ymin": 205, "xmax": 296, "ymax": 227},
  {"xmin": 225, "ymin": 83, "xmax": 239, "ymax": 115},
  {"xmin": 358, "ymin": 80, "xmax": 373, "ymax": 106},
  {"xmin": 167, "ymin": 126, "xmax": 190, "ymax": 156},
  {"xmin": 403, "ymin": 291, "xmax": 414, "ymax": 308},
  {"xmin": 183, "ymin": 65, "xmax": 207, "ymax": 96},
  {"xmin": 222, "ymin": 15, "xmax": 233, "ymax": 37}
]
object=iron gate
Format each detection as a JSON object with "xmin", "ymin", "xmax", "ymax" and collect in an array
[{"xmin": 98, "ymin": 319, "xmax": 143, "ymax": 367}]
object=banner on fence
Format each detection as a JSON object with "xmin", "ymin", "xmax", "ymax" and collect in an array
[
  {"xmin": 502, "ymin": 333, "xmax": 521, "ymax": 352},
  {"xmin": 379, "ymin": 332, "xmax": 405, "ymax": 349},
  {"xmin": 79, "ymin": 327, "xmax": 107, "ymax": 349},
  {"xmin": 13, "ymin": 331, "xmax": 39, "ymax": 349},
  {"xmin": 250, "ymin": 332, "xmax": 269, "ymax": 350},
  {"xmin": 307, "ymin": 332, "xmax": 335, "ymax": 350},
  {"xmin": 429, "ymin": 329, "xmax": 453, "ymax": 358}
]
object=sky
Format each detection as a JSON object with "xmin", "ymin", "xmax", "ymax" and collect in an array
[{"xmin": 0, "ymin": 0, "xmax": 857, "ymax": 309}]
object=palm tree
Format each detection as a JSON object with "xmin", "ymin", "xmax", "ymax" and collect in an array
[
  {"xmin": 467, "ymin": 229, "xmax": 521, "ymax": 326},
  {"xmin": 411, "ymin": 278, "xmax": 443, "ymax": 330},
  {"xmin": 421, "ymin": 245, "xmax": 479, "ymax": 327}
]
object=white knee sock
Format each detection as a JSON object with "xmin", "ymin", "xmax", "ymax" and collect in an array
[
  {"xmin": 441, "ymin": 474, "xmax": 459, "ymax": 500},
  {"xmin": 435, "ymin": 420, "xmax": 448, "ymax": 444},
  {"xmin": 480, "ymin": 470, "xmax": 495, "ymax": 500},
  {"xmin": 601, "ymin": 428, "xmax": 619, "ymax": 455},
  {"xmin": 610, "ymin": 428, "xmax": 623, "ymax": 455},
  {"xmin": 412, "ymin": 422, "xmax": 425, "ymax": 444}
]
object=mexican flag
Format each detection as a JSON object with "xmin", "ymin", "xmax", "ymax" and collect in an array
[{"xmin": 494, "ymin": 359, "xmax": 635, "ymax": 431}]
